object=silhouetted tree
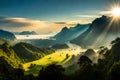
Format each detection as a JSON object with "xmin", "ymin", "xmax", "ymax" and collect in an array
[
  {"xmin": 111, "ymin": 37, "xmax": 120, "ymax": 45},
  {"xmin": 108, "ymin": 62, "xmax": 120, "ymax": 80},
  {"xmin": 73, "ymin": 56, "xmax": 94, "ymax": 80},
  {"xmin": 25, "ymin": 74, "xmax": 37, "ymax": 80},
  {"xmin": 38, "ymin": 63, "xmax": 65, "ymax": 80},
  {"xmin": 110, "ymin": 37, "xmax": 120, "ymax": 61},
  {"xmin": 78, "ymin": 55, "xmax": 92, "ymax": 66}
]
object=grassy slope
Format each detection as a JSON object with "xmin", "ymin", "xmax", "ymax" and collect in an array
[
  {"xmin": 23, "ymin": 43, "xmax": 83, "ymax": 76},
  {"xmin": 13, "ymin": 42, "xmax": 55, "ymax": 62},
  {"xmin": 23, "ymin": 49, "xmax": 73, "ymax": 76}
]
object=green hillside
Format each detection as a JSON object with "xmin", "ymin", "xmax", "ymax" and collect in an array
[
  {"xmin": 13, "ymin": 42, "xmax": 55, "ymax": 62},
  {"xmin": 23, "ymin": 49, "xmax": 72, "ymax": 76},
  {"xmin": 0, "ymin": 42, "xmax": 21, "ymax": 68}
]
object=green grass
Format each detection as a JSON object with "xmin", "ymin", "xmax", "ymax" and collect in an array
[{"xmin": 23, "ymin": 49, "xmax": 73, "ymax": 76}]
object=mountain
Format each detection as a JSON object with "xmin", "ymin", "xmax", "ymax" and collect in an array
[
  {"xmin": 13, "ymin": 42, "xmax": 55, "ymax": 62},
  {"xmin": 51, "ymin": 43, "xmax": 69, "ymax": 49},
  {"xmin": 19, "ymin": 31, "xmax": 37, "ymax": 35},
  {"xmin": 53, "ymin": 24, "xmax": 90, "ymax": 43},
  {"xmin": 71, "ymin": 15, "xmax": 120, "ymax": 48},
  {"xmin": 0, "ymin": 30, "xmax": 16, "ymax": 41},
  {"xmin": 12, "ymin": 32, "xmax": 20, "ymax": 35},
  {"xmin": 23, "ymin": 39, "xmax": 58, "ymax": 48}
]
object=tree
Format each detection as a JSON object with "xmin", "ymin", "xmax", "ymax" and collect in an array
[
  {"xmin": 38, "ymin": 63, "xmax": 65, "ymax": 80},
  {"xmin": 74, "ymin": 56, "xmax": 94, "ymax": 80},
  {"xmin": 78, "ymin": 55, "xmax": 92, "ymax": 66},
  {"xmin": 110, "ymin": 37, "xmax": 120, "ymax": 61},
  {"xmin": 108, "ymin": 62, "xmax": 120, "ymax": 80}
]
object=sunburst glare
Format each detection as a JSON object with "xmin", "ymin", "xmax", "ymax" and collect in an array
[{"xmin": 111, "ymin": 7, "xmax": 120, "ymax": 17}]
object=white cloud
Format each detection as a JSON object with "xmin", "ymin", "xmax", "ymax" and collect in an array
[
  {"xmin": 76, "ymin": 15, "xmax": 100, "ymax": 18},
  {"xmin": 99, "ymin": 11, "xmax": 111, "ymax": 15}
]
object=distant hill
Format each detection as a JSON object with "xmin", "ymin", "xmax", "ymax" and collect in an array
[
  {"xmin": 0, "ymin": 30, "xmax": 16, "ymax": 41},
  {"xmin": 53, "ymin": 24, "xmax": 90, "ymax": 43},
  {"xmin": 51, "ymin": 43, "xmax": 69, "ymax": 49},
  {"xmin": 13, "ymin": 42, "xmax": 55, "ymax": 62},
  {"xmin": 23, "ymin": 39, "xmax": 59, "ymax": 48},
  {"xmin": 19, "ymin": 31, "xmax": 37, "ymax": 35},
  {"xmin": 71, "ymin": 15, "xmax": 120, "ymax": 48}
]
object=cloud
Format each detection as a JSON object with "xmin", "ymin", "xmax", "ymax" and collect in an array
[
  {"xmin": 54, "ymin": 22, "xmax": 66, "ymax": 24},
  {"xmin": 0, "ymin": 17, "xmax": 32, "ymax": 27},
  {"xmin": 0, "ymin": 16, "xmax": 91, "ymax": 34},
  {"xmin": 0, "ymin": 16, "xmax": 52, "ymax": 34},
  {"xmin": 54, "ymin": 20, "xmax": 88, "ymax": 26},
  {"xmin": 76, "ymin": 15, "xmax": 100, "ymax": 18},
  {"xmin": 99, "ymin": 11, "xmax": 111, "ymax": 15},
  {"xmin": 0, "ymin": 16, "xmax": 72, "ymax": 34}
]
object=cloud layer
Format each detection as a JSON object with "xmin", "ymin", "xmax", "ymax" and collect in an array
[
  {"xmin": 0, "ymin": 16, "xmax": 78, "ymax": 34},
  {"xmin": 0, "ymin": 16, "xmax": 91, "ymax": 34}
]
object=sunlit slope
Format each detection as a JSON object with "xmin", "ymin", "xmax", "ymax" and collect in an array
[
  {"xmin": 24, "ymin": 50, "xmax": 72, "ymax": 69},
  {"xmin": 23, "ymin": 43, "xmax": 84, "ymax": 76},
  {"xmin": 23, "ymin": 50, "xmax": 73, "ymax": 76},
  {"xmin": 13, "ymin": 42, "xmax": 54, "ymax": 62}
]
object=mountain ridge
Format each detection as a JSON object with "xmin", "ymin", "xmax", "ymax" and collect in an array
[
  {"xmin": 53, "ymin": 24, "xmax": 90, "ymax": 43},
  {"xmin": 71, "ymin": 15, "xmax": 120, "ymax": 48}
]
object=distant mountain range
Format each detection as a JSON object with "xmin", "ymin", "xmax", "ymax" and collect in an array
[
  {"xmin": 53, "ymin": 24, "xmax": 90, "ymax": 43},
  {"xmin": 19, "ymin": 31, "xmax": 37, "ymax": 35},
  {"xmin": 51, "ymin": 43, "xmax": 69, "ymax": 49},
  {"xmin": 71, "ymin": 15, "xmax": 120, "ymax": 48},
  {"xmin": 21, "ymin": 24, "xmax": 90, "ymax": 48},
  {"xmin": 13, "ymin": 31, "xmax": 37, "ymax": 35},
  {"xmin": 0, "ymin": 30, "xmax": 16, "ymax": 41}
]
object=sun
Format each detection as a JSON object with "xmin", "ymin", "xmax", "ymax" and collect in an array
[{"xmin": 112, "ymin": 7, "xmax": 120, "ymax": 17}]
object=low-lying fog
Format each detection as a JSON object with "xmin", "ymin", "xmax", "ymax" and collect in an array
[{"xmin": 15, "ymin": 34, "xmax": 54, "ymax": 40}]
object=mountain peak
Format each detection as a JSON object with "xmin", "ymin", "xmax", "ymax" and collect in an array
[
  {"xmin": 71, "ymin": 15, "xmax": 120, "ymax": 48},
  {"xmin": 19, "ymin": 31, "xmax": 37, "ymax": 35},
  {"xmin": 53, "ymin": 24, "xmax": 90, "ymax": 43},
  {"xmin": 62, "ymin": 27, "xmax": 68, "ymax": 30}
]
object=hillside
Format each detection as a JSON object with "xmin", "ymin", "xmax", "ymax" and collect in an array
[
  {"xmin": 23, "ymin": 39, "xmax": 58, "ymax": 48},
  {"xmin": 0, "ymin": 41, "xmax": 21, "ymax": 68},
  {"xmin": 13, "ymin": 42, "xmax": 55, "ymax": 62},
  {"xmin": 53, "ymin": 24, "xmax": 89, "ymax": 43},
  {"xmin": 51, "ymin": 43, "xmax": 69, "ymax": 49},
  {"xmin": 23, "ymin": 49, "xmax": 73, "ymax": 76},
  {"xmin": 71, "ymin": 15, "xmax": 120, "ymax": 48},
  {"xmin": 0, "ymin": 30, "xmax": 16, "ymax": 41}
]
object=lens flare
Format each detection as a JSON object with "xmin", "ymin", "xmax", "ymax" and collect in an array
[{"xmin": 112, "ymin": 7, "xmax": 120, "ymax": 17}]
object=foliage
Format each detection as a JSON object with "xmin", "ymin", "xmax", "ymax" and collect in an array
[
  {"xmin": 0, "ymin": 42, "xmax": 21, "ymax": 68},
  {"xmin": 13, "ymin": 42, "xmax": 55, "ymax": 62},
  {"xmin": 1, "ymin": 37, "xmax": 120, "ymax": 80},
  {"xmin": 38, "ymin": 63, "xmax": 65, "ymax": 80}
]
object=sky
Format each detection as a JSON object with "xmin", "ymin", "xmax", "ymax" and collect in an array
[{"xmin": 0, "ymin": 0, "xmax": 119, "ymax": 34}]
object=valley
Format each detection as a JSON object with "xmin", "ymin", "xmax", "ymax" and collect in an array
[
  {"xmin": 1, "ymin": 1, "xmax": 120, "ymax": 79},
  {"xmin": 23, "ymin": 42, "xmax": 84, "ymax": 76}
]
